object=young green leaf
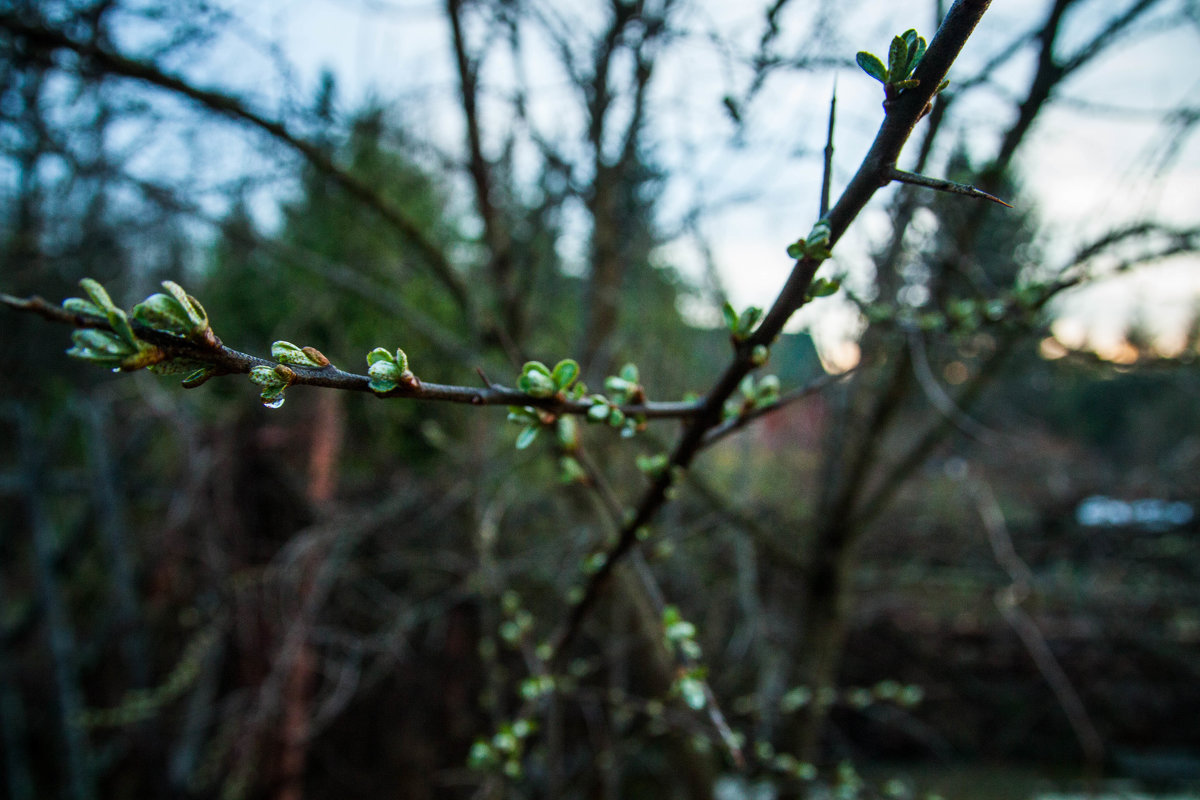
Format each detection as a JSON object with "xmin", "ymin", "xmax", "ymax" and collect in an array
[
  {"xmin": 856, "ymin": 51, "xmax": 887, "ymax": 83},
  {"xmin": 271, "ymin": 341, "xmax": 325, "ymax": 368},
  {"xmin": 515, "ymin": 425, "xmax": 540, "ymax": 450},
  {"xmin": 587, "ymin": 401, "xmax": 611, "ymax": 423},
  {"xmin": 161, "ymin": 281, "xmax": 208, "ymax": 330},
  {"xmin": 181, "ymin": 366, "xmax": 217, "ymax": 389},
  {"xmin": 887, "ymin": 34, "xmax": 908, "ymax": 81},
  {"xmin": 551, "ymin": 358, "xmax": 580, "ymax": 391},
  {"xmin": 909, "ymin": 36, "xmax": 927, "ymax": 73},
  {"xmin": 367, "ymin": 359, "xmax": 401, "ymax": 393},
  {"xmin": 367, "ymin": 347, "xmax": 395, "ymax": 367},
  {"xmin": 518, "ymin": 361, "xmax": 556, "ymax": 397},
  {"xmin": 721, "ymin": 301, "xmax": 739, "ymax": 332},
  {"xmin": 62, "ymin": 297, "xmax": 105, "ymax": 318},
  {"xmin": 558, "ymin": 455, "xmax": 588, "ymax": 484}
]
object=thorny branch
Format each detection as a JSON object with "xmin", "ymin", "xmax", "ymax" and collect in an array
[{"xmin": 547, "ymin": 0, "xmax": 997, "ymax": 665}]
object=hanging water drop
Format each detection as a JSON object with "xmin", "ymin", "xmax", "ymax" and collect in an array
[{"xmin": 263, "ymin": 395, "xmax": 285, "ymax": 409}]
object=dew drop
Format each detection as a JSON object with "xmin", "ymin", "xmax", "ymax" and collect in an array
[{"xmin": 262, "ymin": 395, "xmax": 285, "ymax": 409}]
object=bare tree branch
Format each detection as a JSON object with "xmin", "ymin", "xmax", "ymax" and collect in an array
[{"xmin": 0, "ymin": 10, "xmax": 476, "ymax": 322}]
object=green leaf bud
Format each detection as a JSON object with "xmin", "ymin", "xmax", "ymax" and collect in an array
[
  {"xmin": 392, "ymin": 348, "xmax": 409, "ymax": 373},
  {"xmin": 367, "ymin": 359, "xmax": 401, "ymax": 393},
  {"xmin": 737, "ymin": 306, "xmax": 763, "ymax": 336},
  {"xmin": 556, "ymin": 415, "xmax": 579, "ymax": 450},
  {"xmin": 587, "ymin": 401, "xmax": 611, "ymax": 423},
  {"xmin": 249, "ymin": 365, "xmax": 290, "ymax": 408},
  {"xmin": 910, "ymin": 36, "xmax": 927, "ymax": 73},
  {"xmin": 79, "ymin": 278, "xmax": 117, "ymax": 314},
  {"xmin": 887, "ymin": 35, "xmax": 907, "ymax": 81},
  {"xmin": 249, "ymin": 365, "xmax": 284, "ymax": 387},
  {"xmin": 722, "ymin": 301, "xmax": 739, "ymax": 332},
  {"xmin": 781, "ymin": 686, "xmax": 812, "ymax": 711},
  {"xmin": 582, "ymin": 552, "xmax": 607, "ymax": 574},
  {"xmin": 468, "ymin": 740, "xmax": 497, "ymax": 770},
  {"xmin": 558, "ymin": 455, "xmax": 588, "ymax": 484},
  {"xmin": 635, "ymin": 452, "xmax": 669, "ymax": 477},
  {"xmin": 131, "ymin": 281, "xmax": 209, "ymax": 339},
  {"xmin": 757, "ymin": 374, "xmax": 781, "ymax": 405},
  {"xmin": 551, "ymin": 358, "xmax": 580, "ymax": 391},
  {"xmin": 367, "ymin": 347, "xmax": 394, "ymax": 366},
  {"xmin": 515, "ymin": 425, "xmax": 540, "ymax": 450},
  {"xmin": 808, "ymin": 277, "xmax": 841, "ymax": 298},
  {"xmin": 161, "ymin": 281, "xmax": 208, "ymax": 328},
  {"xmin": 181, "ymin": 366, "xmax": 217, "ymax": 388},
  {"xmin": 507, "ymin": 406, "xmax": 537, "ymax": 424},
  {"xmin": 271, "ymin": 340, "xmax": 325, "ymax": 367},
  {"xmin": 71, "ymin": 328, "xmax": 132, "ymax": 359},
  {"xmin": 518, "ymin": 361, "xmax": 557, "ymax": 397},
  {"xmin": 62, "ymin": 297, "xmax": 105, "ymax": 318},
  {"xmin": 676, "ymin": 676, "xmax": 707, "ymax": 710}
]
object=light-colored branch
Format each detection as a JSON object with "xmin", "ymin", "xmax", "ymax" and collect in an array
[{"xmin": 969, "ymin": 477, "xmax": 1105, "ymax": 771}]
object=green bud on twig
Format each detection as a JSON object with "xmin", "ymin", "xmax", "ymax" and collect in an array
[
  {"xmin": 132, "ymin": 281, "xmax": 210, "ymax": 340},
  {"xmin": 366, "ymin": 347, "xmax": 416, "ymax": 393},
  {"xmin": 272, "ymin": 341, "xmax": 331, "ymax": 368}
]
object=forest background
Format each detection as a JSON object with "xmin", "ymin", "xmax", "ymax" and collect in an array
[{"xmin": 1, "ymin": 0, "xmax": 1199, "ymax": 798}]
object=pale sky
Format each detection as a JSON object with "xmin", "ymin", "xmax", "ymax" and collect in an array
[{"xmin": 211, "ymin": 0, "xmax": 1200, "ymax": 367}]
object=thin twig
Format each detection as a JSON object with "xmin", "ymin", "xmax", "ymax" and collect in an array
[
  {"xmin": 905, "ymin": 327, "xmax": 1000, "ymax": 444},
  {"xmin": 0, "ymin": 293, "xmax": 704, "ymax": 420},
  {"xmin": 820, "ymin": 80, "xmax": 837, "ymax": 218},
  {"xmin": 701, "ymin": 369, "xmax": 856, "ymax": 448},
  {"xmin": 888, "ymin": 167, "xmax": 1013, "ymax": 207},
  {"xmin": 968, "ymin": 477, "xmax": 1105, "ymax": 773},
  {"xmin": 572, "ymin": 446, "xmax": 746, "ymax": 769}
]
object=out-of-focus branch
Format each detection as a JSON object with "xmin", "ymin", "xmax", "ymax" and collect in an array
[
  {"xmin": 0, "ymin": 10, "xmax": 475, "ymax": 322},
  {"xmin": 701, "ymin": 369, "xmax": 856, "ymax": 449},
  {"xmin": 447, "ymin": 0, "xmax": 520, "ymax": 348},
  {"xmin": 969, "ymin": 476, "xmax": 1105, "ymax": 772}
]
